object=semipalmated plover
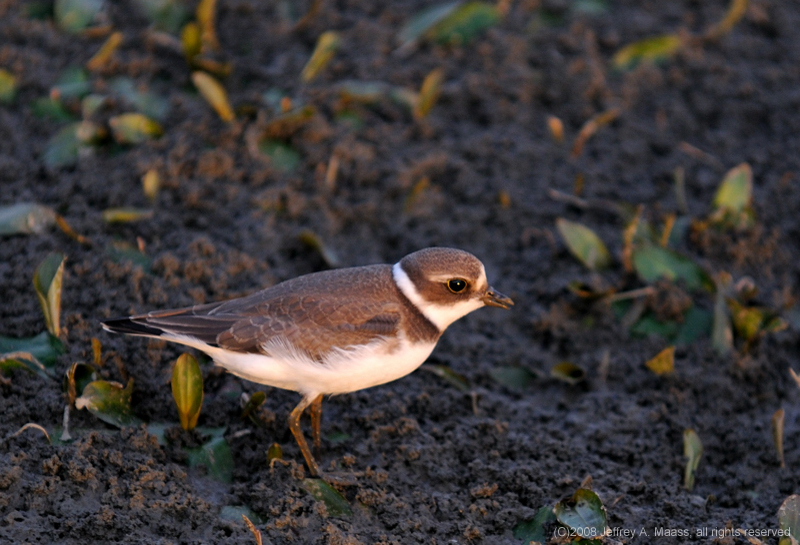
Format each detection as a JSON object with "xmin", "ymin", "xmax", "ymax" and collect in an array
[{"xmin": 103, "ymin": 247, "xmax": 513, "ymax": 476}]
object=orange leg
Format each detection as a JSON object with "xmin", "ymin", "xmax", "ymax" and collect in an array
[
  {"xmin": 309, "ymin": 394, "xmax": 323, "ymax": 457},
  {"xmin": 288, "ymin": 395, "xmax": 321, "ymax": 477}
]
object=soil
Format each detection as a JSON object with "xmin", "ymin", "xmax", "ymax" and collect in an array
[{"xmin": 2, "ymin": 0, "xmax": 800, "ymax": 543}]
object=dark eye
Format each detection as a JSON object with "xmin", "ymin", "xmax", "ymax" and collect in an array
[{"xmin": 447, "ymin": 279, "xmax": 467, "ymax": 293}]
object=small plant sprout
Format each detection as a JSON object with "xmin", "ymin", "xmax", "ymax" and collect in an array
[
  {"xmin": 513, "ymin": 506, "xmax": 556, "ymax": 543},
  {"xmin": 0, "ymin": 68, "xmax": 18, "ymax": 104},
  {"xmin": 196, "ymin": 0, "xmax": 220, "ymax": 52},
  {"xmin": 553, "ymin": 488, "xmax": 608, "ymax": 539},
  {"xmin": 301, "ymin": 31, "xmax": 341, "ymax": 83},
  {"xmin": 550, "ymin": 361, "xmax": 586, "ymax": 385},
  {"xmin": 0, "ymin": 423, "xmax": 51, "ymax": 446},
  {"xmin": 571, "ymin": 108, "xmax": 620, "ymax": 159},
  {"xmin": 704, "ymin": 0, "xmax": 749, "ymax": 41},
  {"xmin": 91, "ymin": 338, "xmax": 103, "ymax": 366},
  {"xmin": 414, "ymin": 68, "xmax": 444, "ymax": 120},
  {"xmin": 709, "ymin": 163, "xmax": 755, "ymax": 230},
  {"xmin": 301, "ymin": 478, "xmax": 353, "ymax": 517},
  {"xmin": 242, "ymin": 514, "xmax": 263, "ymax": 545},
  {"xmin": 556, "ymin": 218, "xmax": 612, "ymax": 271},
  {"xmin": 192, "ymin": 71, "xmax": 235, "ymax": 122},
  {"xmin": 777, "ymin": 495, "xmax": 800, "ymax": 545},
  {"xmin": 241, "ymin": 391, "xmax": 267, "ymax": 421},
  {"xmin": 645, "ymin": 346, "xmax": 675, "ymax": 376},
  {"xmin": 547, "ymin": 115, "xmax": 564, "ymax": 144},
  {"xmin": 790, "ymin": 368, "xmax": 800, "ymax": 392},
  {"xmin": 75, "ymin": 379, "xmax": 141, "ymax": 427},
  {"xmin": 34, "ymin": 252, "xmax": 66, "ymax": 338},
  {"xmin": 0, "ymin": 203, "xmax": 57, "ymax": 236},
  {"xmin": 683, "ymin": 429, "xmax": 703, "ymax": 491},
  {"xmin": 86, "ymin": 31, "xmax": 123, "ymax": 71},
  {"xmin": 108, "ymin": 113, "xmax": 163, "ymax": 144},
  {"xmin": 612, "ymin": 34, "xmax": 683, "ymax": 71},
  {"xmin": 266, "ymin": 442, "xmax": 283, "ymax": 462},
  {"xmin": 142, "ymin": 169, "xmax": 161, "ymax": 201},
  {"xmin": 101, "ymin": 207, "xmax": 154, "ymax": 224},
  {"xmin": 773, "ymin": 408, "xmax": 785, "ymax": 469},
  {"xmin": 172, "ymin": 353, "xmax": 204, "ymax": 431}
]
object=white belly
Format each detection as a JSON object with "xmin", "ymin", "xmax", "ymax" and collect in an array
[{"xmin": 173, "ymin": 334, "xmax": 437, "ymax": 397}]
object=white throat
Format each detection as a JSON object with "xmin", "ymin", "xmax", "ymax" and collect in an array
[{"xmin": 392, "ymin": 262, "xmax": 485, "ymax": 331}]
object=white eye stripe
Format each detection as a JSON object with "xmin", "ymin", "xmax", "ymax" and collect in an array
[{"xmin": 393, "ymin": 263, "xmax": 486, "ymax": 331}]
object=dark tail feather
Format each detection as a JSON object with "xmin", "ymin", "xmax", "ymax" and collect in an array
[{"xmin": 102, "ymin": 317, "xmax": 164, "ymax": 337}]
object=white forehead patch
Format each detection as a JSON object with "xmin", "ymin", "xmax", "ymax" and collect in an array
[{"xmin": 392, "ymin": 262, "xmax": 486, "ymax": 331}]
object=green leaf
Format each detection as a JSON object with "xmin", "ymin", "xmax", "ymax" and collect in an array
[
  {"xmin": 172, "ymin": 353, "xmax": 204, "ymax": 431},
  {"xmin": 109, "ymin": 77, "xmax": 170, "ymax": 121},
  {"xmin": 301, "ymin": 478, "xmax": 353, "ymax": 518},
  {"xmin": 145, "ymin": 422, "xmax": 169, "ymax": 446},
  {"xmin": 714, "ymin": 163, "xmax": 752, "ymax": 213},
  {"xmin": 75, "ymin": 379, "xmax": 142, "ymax": 428},
  {"xmin": 710, "ymin": 163, "xmax": 755, "ymax": 229},
  {"xmin": 629, "ymin": 313, "xmax": 679, "ymax": 339},
  {"xmin": 109, "ymin": 113, "xmax": 163, "ymax": 144},
  {"xmin": 778, "ymin": 495, "xmax": 800, "ymax": 542},
  {"xmin": 33, "ymin": 252, "xmax": 66, "ymax": 338},
  {"xmin": 727, "ymin": 298, "xmax": 763, "ymax": 343},
  {"xmin": 645, "ymin": 346, "xmax": 674, "ymax": 375},
  {"xmin": 186, "ymin": 428, "xmax": 233, "ymax": 483},
  {"xmin": 683, "ymin": 429, "xmax": 702, "ymax": 490},
  {"xmin": 51, "ymin": 67, "xmax": 91, "ymax": 100},
  {"xmin": 429, "ymin": 2, "xmax": 501, "ymax": 46},
  {"xmin": 612, "ymin": 34, "xmax": 683, "ymax": 71},
  {"xmin": 181, "ymin": 22, "xmax": 202, "ymax": 61},
  {"xmin": 32, "ymin": 98, "xmax": 76, "ymax": 122},
  {"xmin": 81, "ymin": 94, "xmax": 107, "ymax": 118},
  {"xmin": 0, "ymin": 68, "xmax": 18, "ymax": 104},
  {"xmin": 550, "ymin": 362, "xmax": 586, "ymax": 385},
  {"xmin": 258, "ymin": 139, "xmax": 301, "ymax": 173},
  {"xmin": 0, "ymin": 352, "xmax": 52, "ymax": 380},
  {"xmin": 632, "ymin": 245, "xmax": 712, "ymax": 291},
  {"xmin": 556, "ymin": 218, "xmax": 612, "ymax": 271},
  {"xmin": 0, "ymin": 203, "xmax": 57, "ymax": 236},
  {"xmin": 219, "ymin": 505, "xmax": 264, "ymax": 524},
  {"xmin": 101, "ymin": 207, "xmax": 154, "ymax": 224},
  {"xmin": 421, "ymin": 364, "xmax": 469, "ymax": 392},
  {"xmin": 64, "ymin": 362, "xmax": 98, "ymax": 403},
  {"xmin": 134, "ymin": 0, "xmax": 190, "ymax": 33},
  {"xmin": 489, "ymin": 366, "xmax": 535, "ymax": 390},
  {"xmin": 266, "ymin": 442, "xmax": 283, "ymax": 461},
  {"xmin": 43, "ymin": 123, "xmax": 81, "ymax": 169},
  {"xmin": 301, "ymin": 31, "xmax": 341, "ymax": 83},
  {"xmin": 241, "ymin": 391, "xmax": 267, "ymax": 419},
  {"xmin": 54, "ymin": 0, "xmax": 104, "ymax": 33},
  {"xmin": 513, "ymin": 505, "xmax": 556, "ymax": 542},
  {"xmin": 674, "ymin": 306, "xmax": 713, "ymax": 346},
  {"xmin": 105, "ymin": 240, "xmax": 152, "ymax": 270},
  {"xmin": 0, "ymin": 332, "xmax": 65, "ymax": 367},
  {"xmin": 398, "ymin": 1, "xmax": 461, "ymax": 49},
  {"xmin": 554, "ymin": 489, "xmax": 608, "ymax": 538},
  {"xmin": 712, "ymin": 275, "xmax": 733, "ymax": 356}
]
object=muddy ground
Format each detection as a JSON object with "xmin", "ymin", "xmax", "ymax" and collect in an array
[{"xmin": 2, "ymin": 0, "xmax": 800, "ymax": 543}]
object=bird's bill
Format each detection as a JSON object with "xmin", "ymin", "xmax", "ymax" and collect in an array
[{"xmin": 481, "ymin": 288, "xmax": 514, "ymax": 309}]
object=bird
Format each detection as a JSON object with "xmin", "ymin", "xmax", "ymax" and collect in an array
[{"xmin": 102, "ymin": 247, "xmax": 513, "ymax": 476}]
